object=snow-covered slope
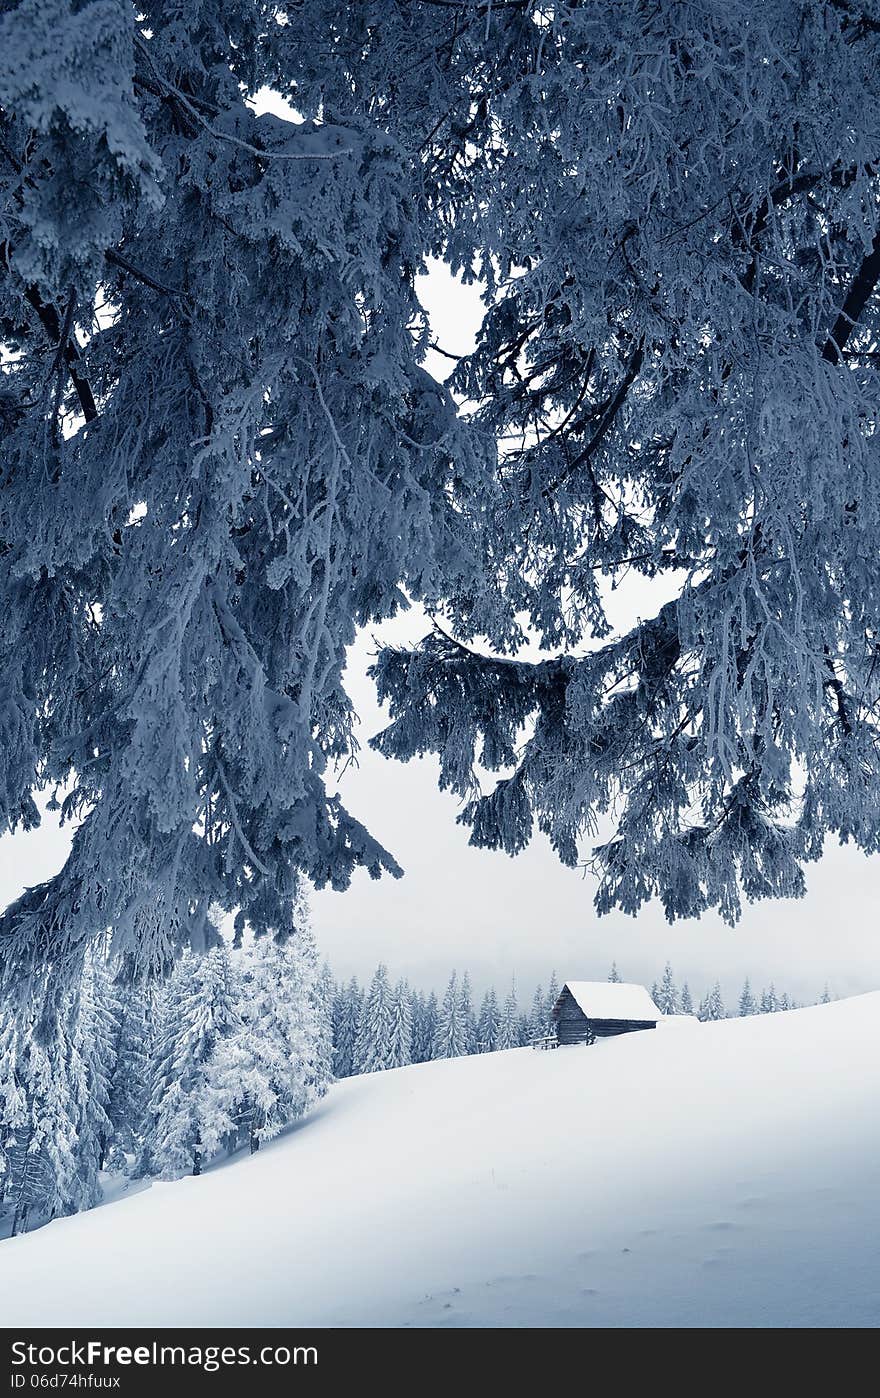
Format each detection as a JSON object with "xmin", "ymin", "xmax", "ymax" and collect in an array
[{"xmin": 2, "ymin": 995, "xmax": 879, "ymax": 1327}]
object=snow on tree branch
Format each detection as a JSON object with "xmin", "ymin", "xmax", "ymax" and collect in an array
[{"xmin": 2, "ymin": 1, "xmax": 880, "ymax": 1000}]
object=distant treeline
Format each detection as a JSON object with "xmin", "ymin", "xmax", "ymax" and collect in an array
[{"xmin": 329, "ymin": 961, "xmax": 837, "ymax": 1079}]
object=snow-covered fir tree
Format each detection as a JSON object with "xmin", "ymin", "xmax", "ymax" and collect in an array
[
  {"xmin": 207, "ymin": 928, "xmax": 332, "ymax": 1154},
  {"xmin": 139, "ymin": 945, "xmax": 240, "ymax": 1179},
  {"xmin": 476, "ymin": 989, "xmax": 500, "ymax": 1053},
  {"xmin": 0, "ymin": 1010, "xmax": 35, "ymax": 1233},
  {"xmin": 496, "ymin": 986, "xmax": 520, "ymax": 1051},
  {"xmin": 313, "ymin": 962, "xmax": 335, "ymax": 1092},
  {"xmin": 70, "ymin": 956, "xmax": 117, "ymax": 1184},
  {"xmin": 0, "ymin": 994, "xmax": 82, "ymax": 1234},
  {"xmin": 353, "ymin": 965, "xmax": 396, "ymax": 1075},
  {"xmin": 679, "ymin": 983, "xmax": 694, "ymax": 1016},
  {"xmin": 0, "ymin": 1010, "xmax": 20, "ymax": 1212},
  {"xmin": 760, "ymin": 985, "xmax": 779, "ymax": 1015},
  {"xmin": 544, "ymin": 973, "xmax": 560, "ymax": 1024},
  {"xmin": 698, "ymin": 983, "xmax": 727, "ymax": 1023},
  {"xmin": 608, "ymin": 963, "xmax": 622, "ymax": 983},
  {"xmin": 332, "ymin": 978, "xmax": 362, "ymax": 1080},
  {"xmin": 739, "ymin": 979, "xmax": 757, "ymax": 1017},
  {"xmin": 411, "ymin": 991, "xmax": 438, "ymax": 1065},
  {"xmin": 527, "ymin": 985, "xmax": 546, "ymax": 1042},
  {"xmin": 433, "ymin": 973, "xmax": 471, "ymax": 1060},
  {"xmin": 655, "ymin": 963, "xmax": 679, "ymax": 1017},
  {"xmin": 460, "ymin": 973, "xmax": 477, "ymax": 1056},
  {"xmin": 386, "ymin": 979, "xmax": 413, "ymax": 1070}
]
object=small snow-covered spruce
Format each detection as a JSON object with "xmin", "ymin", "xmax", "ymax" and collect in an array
[
  {"xmin": 332, "ymin": 978, "xmax": 363, "ymax": 1080},
  {"xmin": 738, "ymin": 979, "xmax": 757, "ymax": 1017},
  {"xmin": 476, "ymin": 988, "xmax": 500, "ymax": 1053},
  {"xmin": 496, "ymin": 985, "xmax": 520, "ymax": 1051},
  {"xmin": 819, "ymin": 986, "xmax": 833, "ymax": 1005},
  {"xmin": 460, "ymin": 973, "xmax": 478, "ymax": 1056},
  {"xmin": 433, "ymin": 972, "xmax": 471, "ymax": 1060},
  {"xmin": 386, "ymin": 979, "xmax": 413, "ymax": 1070},
  {"xmin": 607, "ymin": 963, "xmax": 622, "ymax": 983},
  {"xmin": 527, "ymin": 985, "xmax": 546, "ymax": 1042},
  {"xmin": 314, "ymin": 962, "xmax": 335, "ymax": 1093},
  {"xmin": 544, "ymin": 972, "xmax": 560, "ymax": 1026},
  {"xmin": 698, "ymin": 983, "xmax": 726, "ymax": 1023},
  {"xmin": 70, "ymin": 955, "xmax": 117, "ymax": 1188},
  {"xmin": 411, "ymin": 991, "xmax": 438, "ymax": 1064},
  {"xmin": 759, "ymin": 985, "xmax": 779, "ymax": 1015},
  {"xmin": 138, "ymin": 946, "xmax": 240, "ymax": 1180},
  {"xmin": 679, "ymin": 982, "xmax": 694, "ymax": 1016},
  {"xmin": 655, "ymin": 963, "xmax": 679, "ymax": 1017},
  {"xmin": 353, "ymin": 965, "xmax": 396, "ymax": 1075}
]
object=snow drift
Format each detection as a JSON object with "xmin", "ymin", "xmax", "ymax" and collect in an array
[{"xmin": 1, "ymin": 995, "xmax": 878, "ymax": 1327}]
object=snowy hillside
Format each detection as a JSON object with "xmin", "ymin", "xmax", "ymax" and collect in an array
[{"xmin": 1, "ymin": 995, "xmax": 879, "ymax": 1328}]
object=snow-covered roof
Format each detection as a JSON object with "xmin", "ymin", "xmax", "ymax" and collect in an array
[{"xmin": 559, "ymin": 981, "xmax": 661, "ymax": 1023}]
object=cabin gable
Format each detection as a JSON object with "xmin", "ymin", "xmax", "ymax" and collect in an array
[{"xmin": 553, "ymin": 985, "xmax": 596, "ymax": 1045}]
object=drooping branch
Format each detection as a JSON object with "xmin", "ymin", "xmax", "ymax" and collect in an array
[{"xmin": 103, "ymin": 249, "xmax": 192, "ymax": 309}]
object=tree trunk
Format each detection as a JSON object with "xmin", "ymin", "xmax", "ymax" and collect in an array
[{"xmin": 249, "ymin": 1103, "xmax": 262, "ymax": 1154}]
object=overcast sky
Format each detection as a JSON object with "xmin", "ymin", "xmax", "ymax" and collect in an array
[{"xmin": 2, "ymin": 259, "xmax": 878, "ymax": 1010}]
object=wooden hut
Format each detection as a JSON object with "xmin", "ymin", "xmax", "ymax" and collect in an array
[{"xmin": 551, "ymin": 981, "xmax": 661, "ymax": 1045}]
